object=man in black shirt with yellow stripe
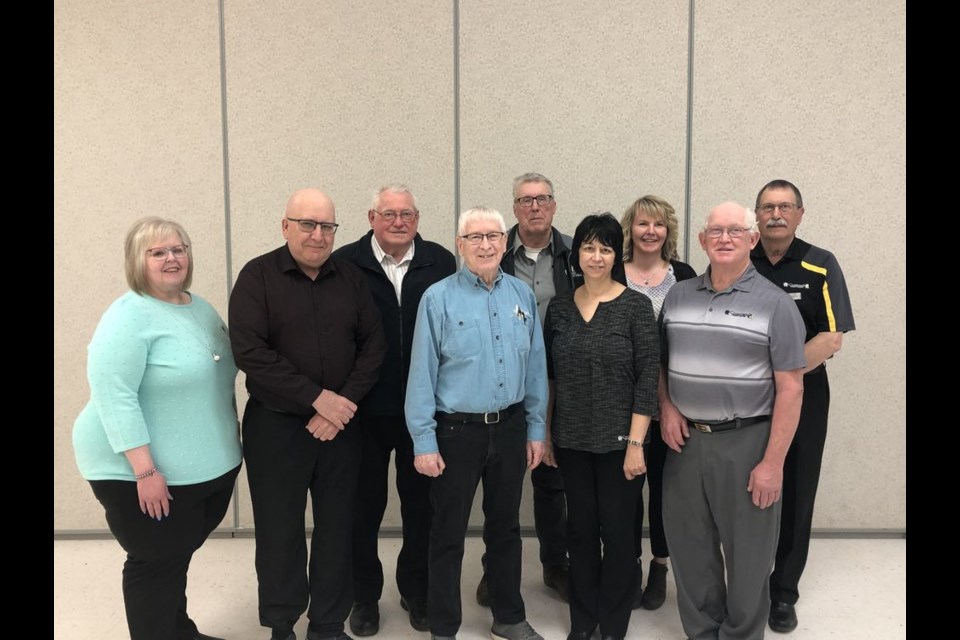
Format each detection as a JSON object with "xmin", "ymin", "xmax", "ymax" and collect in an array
[{"xmin": 750, "ymin": 179, "xmax": 857, "ymax": 634}]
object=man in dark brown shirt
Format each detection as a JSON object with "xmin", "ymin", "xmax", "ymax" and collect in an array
[{"xmin": 229, "ymin": 188, "xmax": 387, "ymax": 640}]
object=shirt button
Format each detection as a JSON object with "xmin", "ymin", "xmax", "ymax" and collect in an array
[
  {"xmin": 499, "ymin": 383, "xmax": 504, "ymax": 387},
  {"xmin": 499, "ymin": 359, "xmax": 503, "ymax": 363},
  {"xmin": 493, "ymin": 312, "xmax": 497, "ymax": 316},
  {"xmin": 495, "ymin": 335, "xmax": 500, "ymax": 340}
]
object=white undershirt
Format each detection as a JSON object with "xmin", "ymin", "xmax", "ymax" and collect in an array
[
  {"xmin": 523, "ymin": 245, "xmax": 544, "ymax": 262},
  {"xmin": 371, "ymin": 235, "xmax": 415, "ymax": 303}
]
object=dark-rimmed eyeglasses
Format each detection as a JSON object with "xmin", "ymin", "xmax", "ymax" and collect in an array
[
  {"xmin": 286, "ymin": 217, "xmax": 339, "ymax": 235},
  {"xmin": 757, "ymin": 202, "xmax": 799, "ymax": 215},
  {"xmin": 459, "ymin": 231, "xmax": 506, "ymax": 245},
  {"xmin": 514, "ymin": 194, "xmax": 554, "ymax": 208}
]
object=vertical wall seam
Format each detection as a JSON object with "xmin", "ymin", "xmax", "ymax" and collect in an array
[
  {"xmin": 217, "ymin": 0, "xmax": 239, "ymax": 531},
  {"xmin": 453, "ymin": 0, "xmax": 461, "ymax": 261},
  {"xmin": 683, "ymin": 0, "xmax": 695, "ymax": 262}
]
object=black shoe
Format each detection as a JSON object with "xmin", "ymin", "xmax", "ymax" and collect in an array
[
  {"xmin": 307, "ymin": 633, "xmax": 353, "ymax": 640},
  {"xmin": 640, "ymin": 560, "xmax": 668, "ymax": 610},
  {"xmin": 566, "ymin": 631, "xmax": 593, "ymax": 640},
  {"xmin": 768, "ymin": 601, "xmax": 798, "ymax": 633},
  {"xmin": 631, "ymin": 562, "xmax": 644, "ymax": 609},
  {"xmin": 348, "ymin": 601, "xmax": 380, "ymax": 637},
  {"xmin": 270, "ymin": 630, "xmax": 295, "ymax": 640},
  {"xmin": 600, "ymin": 636, "xmax": 624, "ymax": 640},
  {"xmin": 194, "ymin": 634, "xmax": 226, "ymax": 640},
  {"xmin": 543, "ymin": 564, "xmax": 570, "ymax": 602},
  {"xmin": 476, "ymin": 573, "xmax": 491, "ymax": 607},
  {"xmin": 400, "ymin": 596, "xmax": 430, "ymax": 632}
]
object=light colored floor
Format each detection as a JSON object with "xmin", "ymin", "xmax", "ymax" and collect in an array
[{"xmin": 54, "ymin": 537, "xmax": 905, "ymax": 640}]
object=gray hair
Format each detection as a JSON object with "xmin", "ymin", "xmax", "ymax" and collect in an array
[
  {"xmin": 512, "ymin": 172, "xmax": 554, "ymax": 198},
  {"xmin": 457, "ymin": 206, "xmax": 507, "ymax": 236},
  {"xmin": 371, "ymin": 183, "xmax": 418, "ymax": 211}
]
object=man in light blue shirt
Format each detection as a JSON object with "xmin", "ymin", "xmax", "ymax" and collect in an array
[{"xmin": 405, "ymin": 206, "xmax": 548, "ymax": 640}]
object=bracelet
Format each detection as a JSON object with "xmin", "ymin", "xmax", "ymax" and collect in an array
[
  {"xmin": 617, "ymin": 436, "xmax": 644, "ymax": 447},
  {"xmin": 134, "ymin": 467, "xmax": 159, "ymax": 480}
]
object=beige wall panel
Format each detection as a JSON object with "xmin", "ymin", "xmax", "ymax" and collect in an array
[
  {"xmin": 54, "ymin": 0, "xmax": 230, "ymax": 530},
  {"xmin": 689, "ymin": 1, "xmax": 905, "ymax": 528},
  {"xmin": 458, "ymin": 1, "xmax": 690, "ymax": 527},
  {"xmin": 223, "ymin": 0, "xmax": 455, "ymax": 528}
]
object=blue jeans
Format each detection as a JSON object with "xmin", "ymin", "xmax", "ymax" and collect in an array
[{"xmin": 428, "ymin": 409, "xmax": 529, "ymax": 636}]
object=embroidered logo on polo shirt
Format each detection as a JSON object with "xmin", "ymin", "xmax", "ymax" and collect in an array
[
  {"xmin": 724, "ymin": 310, "xmax": 753, "ymax": 318},
  {"xmin": 783, "ymin": 282, "xmax": 809, "ymax": 289}
]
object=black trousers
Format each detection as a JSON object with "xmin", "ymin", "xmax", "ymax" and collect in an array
[
  {"xmin": 243, "ymin": 398, "xmax": 361, "ymax": 637},
  {"xmin": 634, "ymin": 420, "xmax": 669, "ymax": 560},
  {"xmin": 89, "ymin": 465, "xmax": 240, "ymax": 640},
  {"xmin": 429, "ymin": 410, "xmax": 529, "ymax": 636},
  {"xmin": 352, "ymin": 413, "xmax": 431, "ymax": 604},
  {"xmin": 770, "ymin": 368, "xmax": 831, "ymax": 605},
  {"xmin": 531, "ymin": 462, "xmax": 568, "ymax": 567},
  {"xmin": 556, "ymin": 447, "xmax": 641, "ymax": 639}
]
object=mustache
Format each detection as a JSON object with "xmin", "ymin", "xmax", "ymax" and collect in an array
[{"xmin": 765, "ymin": 219, "xmax": 789, "ymax": 227}]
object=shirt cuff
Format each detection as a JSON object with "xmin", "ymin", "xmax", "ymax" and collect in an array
[
  {"xmin": 526, "ymin": 420, "xmax": 546, "ymax": 442},
  {"xmin": 412, "ymin": 431, "xmax": 439, "ymax": 456}
]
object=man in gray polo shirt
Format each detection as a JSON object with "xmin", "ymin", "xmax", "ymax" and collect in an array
[{"xmin": 658, "ymin": 201, "xmax": 806, "ymax": 640}]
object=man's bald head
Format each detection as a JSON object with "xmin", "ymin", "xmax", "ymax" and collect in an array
[{"xmin": 282, "ymin": 188, "xmax": 338, "ymax": 278}]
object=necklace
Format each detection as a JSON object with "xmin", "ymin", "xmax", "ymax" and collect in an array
[
  {"xmin": 631, "ymin": 262, "xmax": 666, "ymax": 285},
  {"xmin": 154, "ymin": 295, "xmax": 222, "ymax": 362}
]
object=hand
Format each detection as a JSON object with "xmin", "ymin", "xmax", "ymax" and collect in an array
[
  {"xmin": 312, "ymin": 389, "xmax": 357, "ymax": 429},
  {"xmin": 414, "ymin": 453, "xmax": 446, "ymax": 477},
  {"xmin": 305, "ymin": 413, "xmax": 341, "ymax": 441},
  {"xmin": 136, "ymin": 472, "xmax": 172, "ymax": 520},
  {"xmin": 747, "ymin": 459, "xmax": 783, "ymax": 509},
  {"xmin": 541, "ymin": 440, "xmax": 558, "ymax": 468},
  {"xmin": 623, "ymin": 445, "xmax": 647, "ymax": 480},
  {"xmin": 526, "ymin": 440, "xmax": 545, "ymax": 470},
  {"xmin": 660, "ymin": 402, "xmax": 689, "ymax": 453}
]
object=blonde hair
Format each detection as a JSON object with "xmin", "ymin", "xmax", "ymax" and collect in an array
[
  {"xmin": 620, "ymin": 195, "xmax": 679, "ymax": 262},
  {"xmin": 124, "ymin": 216, "xmax": 193, "ymax": 295}
]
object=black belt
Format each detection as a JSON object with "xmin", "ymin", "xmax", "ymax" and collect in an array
[
  {"xmin": 687, "ymin": 415, "xmax": 770, "ymax": 434},
  {"xmin": 437, "ymin": 402, "xmax": 523, "ymax": 425}
]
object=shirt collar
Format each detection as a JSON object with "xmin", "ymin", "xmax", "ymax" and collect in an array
[
  {"xmin": 458, "ymin": 264, "xmax": 504, "ymax": 289},
  {"xmin": 511, "ymin": 227, "xmax": 555, "ymax": 256},
  {"xmin": 697, "ymin": 263, "xmax": 758, "ymax": 293},
  {"xmin": 751, "ymin": 236, "xmax": 808, "ymax": 264},
  {"xmin": 370, "ymin": 234, "xmax": 415, "ymax": 266}
]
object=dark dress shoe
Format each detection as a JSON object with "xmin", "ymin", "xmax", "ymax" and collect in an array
[
  {"xmin": 400, "ymin": 596, "xmax": 430, "ymax": 632},
  {"xmin": 476, "ymin": 573, "xmax": 491, "ymax": 607},
  {"xmin": 543, "ymin": 564, "xmax": 570, "ymax": 602},
  {"xmin": 270, "ymin": 631, "xmax": 295, "ymax": 640},
  {"xmin": 194, "ymin": 634, "xmax": 226, "ymax": 640},
  {"xmin": 349, "ymin": 601, "xmax": 380, "ymax": 637},
  {"xmin": 566, "ymin": 631, "xmax": 593, "ymax": 640},
  {"xmin": 307, "ymin": 633, "xmax": 353, "ymax": 640},
  {"xmin": 768, "ymin": 601, "xmax": 798, "ymax": 633},
  {"xmin": 600, "ymin": 635, "xmax": 624, "ymax": 640}
]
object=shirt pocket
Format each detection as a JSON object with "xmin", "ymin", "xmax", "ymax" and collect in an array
[{"xmin": 441, "ymin": 318, "xmax": 481, "ymax": 362}]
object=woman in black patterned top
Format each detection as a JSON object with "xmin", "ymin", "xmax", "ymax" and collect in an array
[
  {"xmin": 543, "ymin": 213, "xmax": 659, "ymax": 640},
  {"xmin": 619, "ymin": 195, "xmax": 697, "ymax": 611}
]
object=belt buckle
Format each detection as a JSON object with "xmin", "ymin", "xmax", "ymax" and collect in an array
[
  {"xmin": 484, "ymin": 411, "xmax": 501, "ymax": 424},
  {"xmin": 692, "ymin": 422, "xmax": 712, "ymax": 434}
]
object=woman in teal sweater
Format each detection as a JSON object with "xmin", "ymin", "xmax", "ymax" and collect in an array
[{"xmin": 73, "ymin": 217, "xmax": 242, "ymax": 640}]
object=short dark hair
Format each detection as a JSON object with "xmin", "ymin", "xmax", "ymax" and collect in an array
[
  {"xmin": 756, "ymin": 179, "xmax": 803, "ymax": 209},
  {"xmin": 571, "ymin": 212, "xmax": 624, "ymax": 274}
]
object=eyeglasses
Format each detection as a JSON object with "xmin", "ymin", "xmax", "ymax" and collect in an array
[
  {"xmin": 145, "ymin": 244, "xmax": 189, "ymax": 260},
  {"xmin": 704, "ymin": 226, "xmax": 752, "ymax": 239},
  {"xmin": 515, "ymin": 194, "xmax": 554, "ymax": 208},
  {"xmin": 372, "ymin": 209, "xmax": 418, "ymax": 222},
  {"xmin": 459, "ymin": 231, "xmax": 506, "ymax": 245},
  {"xmin": 286, "ymin": 217, "xmax": 339, "ymax": 235},
  {"xmin": 757, "ymin": 202, "xmax": 799, "ymax": 215}
]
